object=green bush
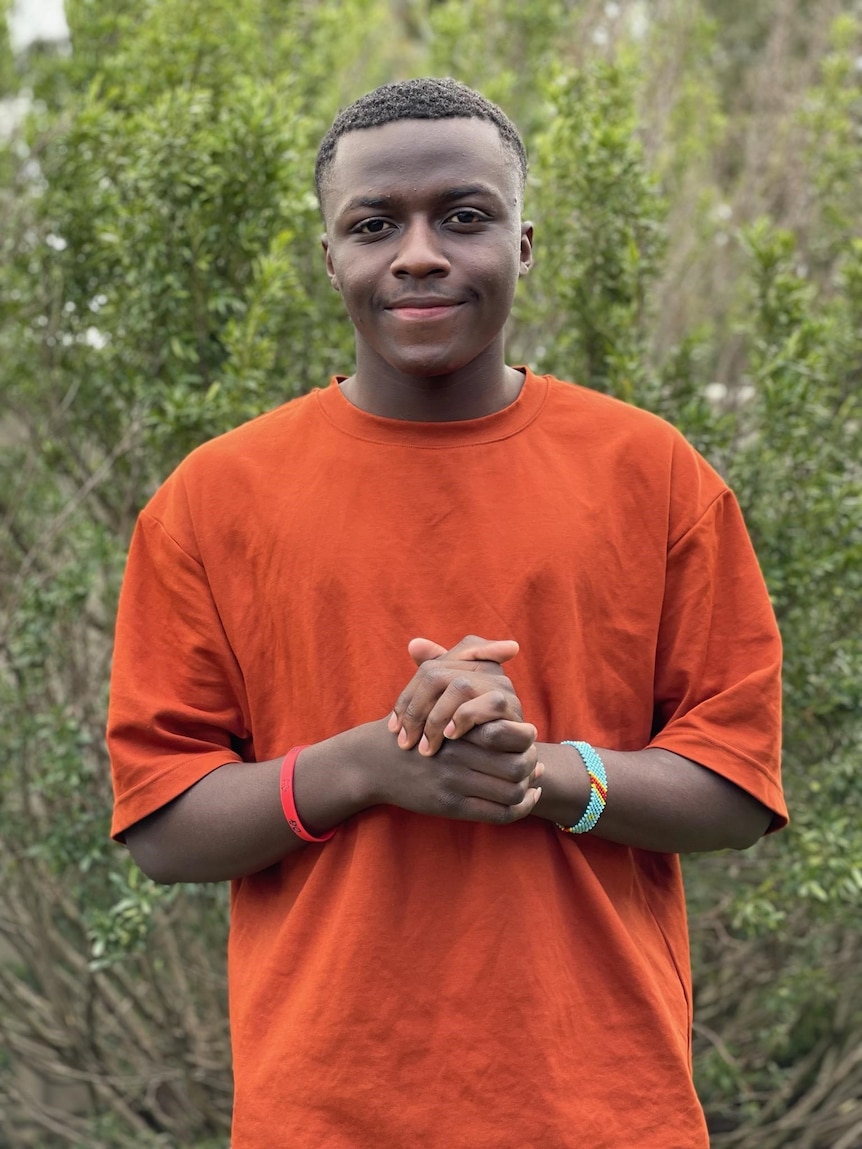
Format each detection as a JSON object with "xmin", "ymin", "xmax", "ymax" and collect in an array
[{"xmin": 1, "ymin": 2, "xmax": 860, "ymax": 1144}]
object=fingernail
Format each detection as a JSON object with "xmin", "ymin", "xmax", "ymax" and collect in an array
[
  {"xmin": 443, "ymin": 721, "xmax": 456, "ymax": 738},
  {"xmin": 387, "ymin": 712, "xmax": 399, "ymax": 733},
  {"xmin": 534, "ymin": 761, "xmax": 545, "ymax": 779},
  {"xmin": 419, "ymin": 735, "xmax": 430, "ymax": 755},
  {"xmin": 398, "ymin": 728, "xmax": 410, "ymax": 749}
]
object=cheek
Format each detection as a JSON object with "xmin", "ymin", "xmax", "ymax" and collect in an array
[
  {"xmin": 337, "ymin": 278, "xmax": 380, "ymax": 335},
  {"xmin": 336, "ymin": 260, "xmax": 377, "ymax": 297},
  {"xmin": 476, "ymin": 257, "xmax": 522, "ymax": 305}
]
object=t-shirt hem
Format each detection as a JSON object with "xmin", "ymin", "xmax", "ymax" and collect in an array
[
  {"xmin": 647, "ymin": 732, "xmax": 788, "ymax": 831},
  {"xmin": 110, "ymin": 749, "xmax": 243, "ymax": 841}
]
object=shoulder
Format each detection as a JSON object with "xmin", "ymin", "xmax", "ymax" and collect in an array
[
  {"xmin": 541, "ymin": 373, "xmax": 690, "ymax": 444},
  {"xmin": 140, "ymin": 386, "xmax": 331, "ymax": 550},
  {"xmin": 151, "ymin": 386, "xmax": 327, "ymax": 494},
  {"xmin": 187, "ymin": 386, "xmax": 325, "ymax": 469},
  {"xmin": 536, "ymin": 372, "xmax": 728, "ymax": 513}
]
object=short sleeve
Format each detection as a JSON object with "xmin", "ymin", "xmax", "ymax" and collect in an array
[
  {"xmin": 648, "ymin": 488, "xmax": 787, "ymax": 830},
  {"xmin": 107, "ymin": 508, "xmax": 250, "ymax": 840}
]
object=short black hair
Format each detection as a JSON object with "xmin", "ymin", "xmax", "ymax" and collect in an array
[{"xmin": 315, "ymin": 77, "xmax": 528, "ymax": 206}]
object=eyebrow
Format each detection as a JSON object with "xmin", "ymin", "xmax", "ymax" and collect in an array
[{"xmin": 341, "ymin": 184, "xmax": 500, "ymax": 213}]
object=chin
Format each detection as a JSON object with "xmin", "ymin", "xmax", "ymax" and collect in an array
[
  {"xmin": 385, "ymin": 342, "xmax": 490, "ymax": 380},
  {"xmin": 385, "ymin": 356, "xmax": 466, "ymax": 379}
]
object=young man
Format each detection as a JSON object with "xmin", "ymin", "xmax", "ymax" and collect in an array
[{"xmin": 108, "ymin": 78, "xmax": 787, "ymax": 1148}]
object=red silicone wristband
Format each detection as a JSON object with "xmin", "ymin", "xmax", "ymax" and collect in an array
[{"xmin": 279, "ymin": 745, "xmax": 335, "ymax": 843}]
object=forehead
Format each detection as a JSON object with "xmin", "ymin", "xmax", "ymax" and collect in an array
[{"xmin": 322, "ymin": 118, "xmax": 520, "ymax": 220}]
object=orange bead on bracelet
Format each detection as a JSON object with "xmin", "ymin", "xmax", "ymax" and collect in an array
[{"xmin": 279, "ymin": 745, "xmax": 336, "ymax": 843}]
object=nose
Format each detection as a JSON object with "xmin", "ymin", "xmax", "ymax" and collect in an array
[{"xmin": 390, "ymin": 218, "xmax": 450, "ymax": 278}]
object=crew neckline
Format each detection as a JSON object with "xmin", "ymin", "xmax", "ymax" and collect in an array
[{"xmin": 314, "ymin": 366, "xmax": 548, "ymax": 447}]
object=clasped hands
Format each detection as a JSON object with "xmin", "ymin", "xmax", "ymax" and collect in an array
[{"xmin": 379, "ymin": 635, "xmax": 543, "ymax": 825}]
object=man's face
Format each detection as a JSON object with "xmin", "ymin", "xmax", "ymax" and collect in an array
[{"xmin": 321, "ymin": 117, "xmax": 532, "ymax": 382}]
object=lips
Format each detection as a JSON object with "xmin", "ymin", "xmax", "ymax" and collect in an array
[{"xmin": 385, "ymin": 298, "xmax": 463, "ymax": 321}]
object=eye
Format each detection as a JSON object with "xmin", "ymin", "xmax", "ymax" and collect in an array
[
  {"xmin": 446, "ymin": 208, "xmax": 488, "ymax": 227},
  {"xmin": 352, "ymin": 218, "xmax": 392, "ymax": 236}
]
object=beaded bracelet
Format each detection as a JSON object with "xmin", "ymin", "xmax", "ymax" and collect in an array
[
  {"xmin": 556, "ymin": 741, "xmax": 608, "ymax": 835},
  {"xmin": 279, "ymin": 745, "xmax": 336, "ymax": 843}
]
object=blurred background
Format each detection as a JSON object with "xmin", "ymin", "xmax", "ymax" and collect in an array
[{"xmin": 1, "ymin": 1, "xmax": 860, "ymax": 1145}]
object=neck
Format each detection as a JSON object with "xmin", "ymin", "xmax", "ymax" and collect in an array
[{"xmin": 341, "ymin": 340, "xmax": 524, "ymax": 422}]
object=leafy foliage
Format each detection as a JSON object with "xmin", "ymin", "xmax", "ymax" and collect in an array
[
  {"xmin": 523, "ymin": 60, "xmax": 667, "ymax": 400},
  {"xmin": 1, "ymin": 1, "xmax": 860, "ymax": 1145}
]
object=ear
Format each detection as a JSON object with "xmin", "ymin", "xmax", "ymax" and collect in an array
[
  {"xmin": 321, "ymin": 235, "xmax": 340, "ymax": 291},
  {"xmin": 519, "ymin": 222, "xmax": 534, "ymax": 277}
]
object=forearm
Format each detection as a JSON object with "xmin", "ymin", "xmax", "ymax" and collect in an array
[
  {"xmin": 124, "ymin": 725, "xmax": 381, "ymax": 884},
  {"xmin": 124, "ymin": 712, "xmax": 540, "ymax": 884},
  {"xmin": 532, "ymin": 742, "xmax": 772, "ymax": 853}
]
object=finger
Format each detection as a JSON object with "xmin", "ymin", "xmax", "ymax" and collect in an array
[
  {"xmin": 391, "ymin": 664, "xmax": 515, "ymax": 748},
  {"xmin": 416, "ymin": 677, "xmax": 493, "ymax": 756},
  {"xmin": 407, "ymin": 637, "xmax": 449, "ymax": 665},
  {"xmin": 392, "ymin": 635, "xmax": 520, "ymax": 740},
  {"xmin": 444, "ymin": 758, "xmax": 541, "ymax": 807},
  {"xmin": 392, "ymin": 664, "xmax": 472, "ymax": 749},
  {"xmin": 407, "ymin": 635, "xmax": 519, "ymax": 669},
  {"xmin": 419, "ymin": 681, "xmax": 524, "ymax": 756},
  {"xmin": 438, "ymin": 738, "xmax": 538, "ymax": 787},
  {"xmin": 439, "ymin": 635, "xmax": 520, "ymax": 665},
  {"xmin": 459, "ymin": 719, "xmax": 536, "ymax": 754},
  {"xmin": 435, "ymin": 695, "xmax": 527, "ymax": 748},
  {"xmin": 389, "ymin": 657, "xmax": 441, "ymax": 735},
  {"xmin": 455, "ymin": 785, "xmax": 543, "ymax": 825}
]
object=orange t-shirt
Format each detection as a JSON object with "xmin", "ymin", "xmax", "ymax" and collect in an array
[{"xmin": 109, "ymin": 369, "xmax": 786, "ymax": 1148}]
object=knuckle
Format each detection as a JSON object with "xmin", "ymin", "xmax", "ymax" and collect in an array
[
  {"xmin": 438, "ymin": 789, "xmax": 462, "ymax": 814},
  {"xmin": 485, "ymin": 689, "xmax": 508, "ymax": 714},
  {"xmin": 450, "ymin": 675, "xmax": 474, "ymax": 697},
  {"xmin": 510, "ymin": 781, "xmax": 530, "ymax": 808},
  {"xmin": 500, "ymin": 780, "xmax": 525, "ymax": 806},
  {"xmin": 430, "ymin": 664, "xmax": 455, "ymax": 690},
  {"xmin": 504, "ymin": 761, "xmax": 527, "ymax": 785},
  {"xmin": 506, "ymin": 753, "xmax": 532, "ymax": 782},
  {"xmin": 505, "ymin": 690, "xmax": 524, "ymax": 717},
  {"xmin": 474, "ymin": 721, "xmax": 500, "ymax": 748},
  {"xmin": 403, "ymin": 699, "xmax": 424, "ymax": 724},
  {"xmin": 436, "ymin": 741, "xmax": 457, "ymax": 766}
]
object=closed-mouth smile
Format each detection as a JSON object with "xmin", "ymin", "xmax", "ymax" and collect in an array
[{"xmin": 385, "ymin": 297, "xmax": 463, "ymax": 321}]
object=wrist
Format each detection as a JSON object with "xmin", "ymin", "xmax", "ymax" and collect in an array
[
  {"xmin": 280, "ymin": 747, "xmax": 335, "ymax": 842},
  {"xmin": 296, "ymin": 721, "xmax": 390, "ymax": 820},
  {"xmin": 556, "ymin": 741, "xmax": 608, "ymax": 834},
  {"xmin": 530, "ymin": 741, "xmax": 592, "ymax": 825},
  {"xmin": 334, "ymin": 719, "xmax": 391, "ymax": 809}
]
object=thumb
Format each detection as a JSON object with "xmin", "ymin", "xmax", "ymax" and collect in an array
[
  {"xmin": 408, "ymin": 635, "xmax": 520, "ymax": 667},
  {"xmin": 408, "ymin": 637, "xmax": 449, "ymax": 665}
]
